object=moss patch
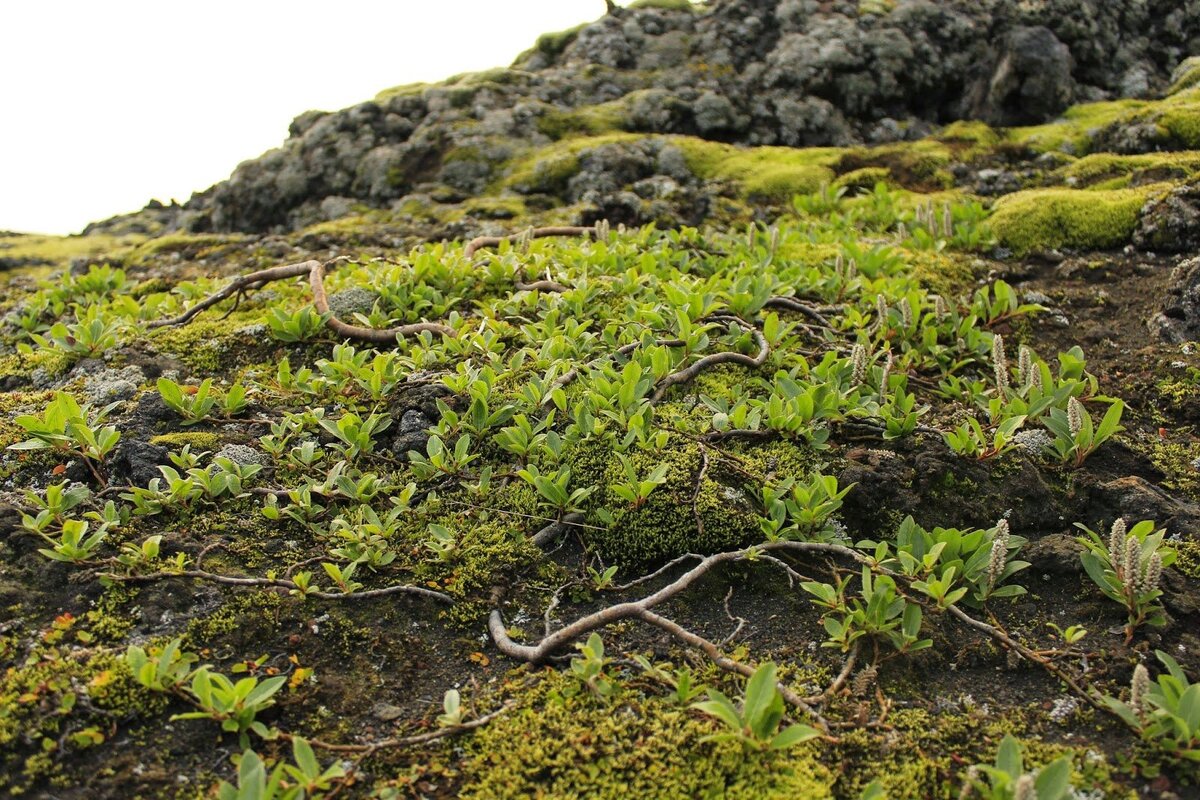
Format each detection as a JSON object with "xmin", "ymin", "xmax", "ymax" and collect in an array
[
  {"xmin": 990, "ymin": 186, "xmax": 1160, "ymax": 254},
  {"xmin": 459, "ymin": 669, "xmax": 834, "ymax": 800}
]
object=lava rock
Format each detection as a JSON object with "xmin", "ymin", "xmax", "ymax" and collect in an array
[
  {"xmin": 1134, "ymin": 181, "xmax": 1200, "ymax": 254},
  {"xmin": 108, "ymin": 439, "xmax": 171, "ymax": 488},
  {"xmin": 1149, "ymin": 256, "xmax": 1200, "ymax": 343}
]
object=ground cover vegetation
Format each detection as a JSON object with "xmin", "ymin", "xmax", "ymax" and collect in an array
[{"xmin": 3, "ymin": 4, "xmax": 1200, "ymax": 799}]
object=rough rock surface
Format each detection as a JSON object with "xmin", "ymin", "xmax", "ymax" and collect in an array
[
  {"xmin": 86, "ymin": 0, "xmax": 1200, "ymax": 236},
  {"xmin": 1150, "ymin": 255, "xmax": 1200, "ymax": 342}
]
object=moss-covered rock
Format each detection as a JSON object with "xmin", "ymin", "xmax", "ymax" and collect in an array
[{"xmin": 990, "ymin": 185, "xmax": 1160, "ymax": 254}]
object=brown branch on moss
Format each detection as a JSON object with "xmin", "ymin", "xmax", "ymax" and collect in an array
[
  {"xmin": 100, "ymin": 567, "xmax": 453, "ymax": 604},
  {"xmin": 554, "ymin": 337, "xmax": 688, "ymax": 391},
  {"xmin": 463, "ymin": 225, "xmax": 597, "ymax": 259},
  {"xmin": 650, "ymin": 316, "xmax": 769, "ymax": 403},
  {"xmin": 488, "ymin": 541, "xmax": 866, "ymax": 665},
  {"xmin": 301, "ymin": 702, "xmax": 515, "ymax": 754},
  {"xmin": 762, "ymin": 296, "xmax": 833, "ymax": 327},
  {"xmin": 148, "ymin": 258, "xmax": 456, "ymax": 340}
]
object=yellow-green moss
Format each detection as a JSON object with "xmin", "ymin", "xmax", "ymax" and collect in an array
[
  {"xmin": 990, "ymin": 186, "xmax": 1159, "ymax": 254},
  {"xmin": 1159, "ymin": 101, "xmax": 1200, "ymax": 148},
  {"xmin": 1169, "ymin": 58, "xmax": 1200, "ymax": 96},
  {"xmin": 1055, "ymin": 152, "xmax": 1200, "ymax": 186},
  {"xmin": 936, "ymin": 120, "xmax": 1002, "ymax": 149},
  {"xmin": 629, "ymin": 0, "xmax": 697, "ymax": 9},
  {"xmin": 148, "ymin": 431, "xmax": 224, "ymax": 451},
  {"xmin": 575, "ymin": 441, "xmax": 760, "ymax": 568},
  {"xmin": 834, "ymin": 166, "xmax": 892, "ymax": 193},
  {"xmin": 675, "ymin": 138, "xmax": 842, "ymax": 201},
  {"xmin": 536, "ymin": 102, "xmax": 628, "ymax": 140},
  {"xmin": 834, "ymin": 140, "xmax": 954, "ymax": 190},
  {"xmin": 459, "ymin": 670, "xmax": 834, "ymax": 799},
  {"xmin": 1009, "ymin": 98, "xmax": 1147, "ymax": 154},
  {"xmin": 0, "ymin": 232, "xmax": 143, "ymax": 269},
  {"xmin": 126, "ymin": 233, "xmax": 243, "ymax": 266}
]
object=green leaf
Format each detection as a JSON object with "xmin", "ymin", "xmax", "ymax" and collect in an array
[
  {"xmin": 769, "ymin": 723, "xmax": 821, "ymax": 749},
  {"xmin": 1034, "ymin": 756, "xmax": 1072, "ymax": 800},
  {"xmin": 995, "ymin": 733, "xmax": 1023, "ymax": 776}
]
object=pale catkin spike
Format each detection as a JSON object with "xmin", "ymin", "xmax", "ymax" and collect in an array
[
  {"xmin": 594, "ymin": 219, "xmax": 610, "ymax": 241},
  {"xmin": 747, "ymin": 223, "xmax": 757, "ymax": 250},
  {"xmin": 1123, "ymin": 536, "xmax": 1140, "ymax": 585},
  {"xmin": 943, "ymin": 203, "xmax": 954, "ymax": 240},
  {"xmin": 851, "ymin": 344, "xmax": 868, "ymax": 385},
  {"xmin": 876, "ymin": 294, "xmax": 889, "ymax": 329},
  {"xmin": 900, "ymin": 297, "xmax": 913, "ymax": 329},
  {"xmin": 1131, "ymin": 663, "xmax": 1151, "ymax": 720},
  {"xmin": 957, "ymin": 767, "xmax": 980, "ymax": 800},
  {"xmin": 986, "ymin": 537, "xmax": 1007, "ymax": 589},
  {"xmin": 1067, "ymin": 396, "xmax": 1084, "ymax": 437},
  {"xmin": 1029, "ymin": 366, "xmax": 1043, "ymax": 392},
  {"xmin": 879, "ymin": 350, "xmax": 893, "ymax": 394},
  {"xmin": 835, "ymin": 252, "xmax": 844, "ymax": 277},
  {"xmin": 768, "ymin": 225, "xmax": 780, "ymax": 255},
  {"xmin": 850, "ymin": 664, "xmax": 878, "ymax": 697},
  {"xmin": 846, "ymin": 258, "xmax": 858, "ymax": 280},
  {"xmin": 1139, "ymin": 551, "xmax": 1162, "ymax": 595},
  {"xmin": 992, "ymin": 334, "xmax": 1010, "ymax": 391},
  {"xmin": 1013, "ymin": 774, "xmax": 1037, "ymax": 800},
  {"xmin": 1108, "ymin": 518, "xmax": 1127, "ymax": 567},
  {"xmin": 933, "ymin": 294, "xmax": 948, "ymax": 319},
  {"xmin": 1018, "ymin": 345, "xmax": 1033, "ymax": 386},
  {"xmin": 897, "ymin": 221, "xmax": 908, "ymax": 239}
]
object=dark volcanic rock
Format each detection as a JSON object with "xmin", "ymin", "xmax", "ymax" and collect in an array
[
  {"xmin": 1134, "ymin": 180, "xmax": 1200, "ymax": 254},
  {"xmin": 1150, "ymin": 255, "xmax": 1200, "ymax": 343},
  {"xmin": 91, "ymin": 0, "xmax": 1200, "ymax": 237}
]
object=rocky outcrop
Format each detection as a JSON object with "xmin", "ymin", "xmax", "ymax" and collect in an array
[{"xmin": 91, "ymin": 0, "xmax": 1200, "ymax": 236}]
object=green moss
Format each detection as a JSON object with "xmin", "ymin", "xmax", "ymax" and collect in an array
[
  {"xmin": 0, "ymin": 639, "xmax": 165, "ymax": 795},
  {"xmin": 834, "ymin": 166, "xmax": 892, "ymax": 193},
  {"xmin": 1055, "ymin": 152, "xmax": 1200, "ymax": 186},
  {"xmin": 519, "ymin": 22, "xmax": 588, "ymax": 63},
  {"xmin": 1168, "ymin": 57, "xmax": 1200, "ymax": 96},
  {"xmin": 675, "ymin": 138, "xmax": 842, "ymax": 201},
  {"xmin": 936, "ymin": 120, "xmax": 1002, "ymax": 149},
  {"xmin": 148, "ymin": 431, "xmax": 224, "ymax": 451},
  {"xmin": 459, "ymin": 669, "xmax": 834, "ymax": 799},
  {"xmin": 150, "ymin": 309, "xmax": 277, "ymax": 372},
  {"xmin": 1009, "ymin": 98, "xmax": 1147, "ymax": 154},
  {"xmin": 503, "ymin": 133, "xmax": 647, "ymax": 194},
  {"xmin": 990, "ymin": 185, "xmax": 1160, "ymax": 254},
  {"xmin": 536, "ymin": 102, "xmax": 627, "ymax": 140},
  {"xmin": 580, "ymin": 442, "xmax": 759, "ymax": 568},
  {"xmin": 1148, "ymin": 439, "xmax": 1200, "ymax": 501},
  {"xmin": 629, "ymin": 0, "xmax": 697, "ymax": 9},
  {"xmin": 126, "ymin": 233, "xmax": 242, "ymax": 266},
  {"xmin": 0, "ymin": 232, "xmax": 143, "ymax": 269},
  {"xmin": 1159, "ymin": 101, "xmax": 1200, "ymax": 148},
  {"xmin": 834, "ymin": 140, "xmax": 953, "ymax": 191},
  {"xmin": 374, "ymin": 81, "xmax": 433, "ymax": 103}
]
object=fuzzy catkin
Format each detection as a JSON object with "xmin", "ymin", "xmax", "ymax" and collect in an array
[{"xmin": 992, "ymin": 334, "xmax": 1009, "ymax": 391}]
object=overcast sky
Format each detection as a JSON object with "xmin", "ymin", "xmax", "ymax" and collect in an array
[{"xmin": 0, "ymin": 1, "xmax": 623, "ymax": 235}]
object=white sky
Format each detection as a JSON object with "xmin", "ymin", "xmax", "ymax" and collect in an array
[{"xmin": 0, "ymin": 1, "xmax": 626, "ymax": 235}]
